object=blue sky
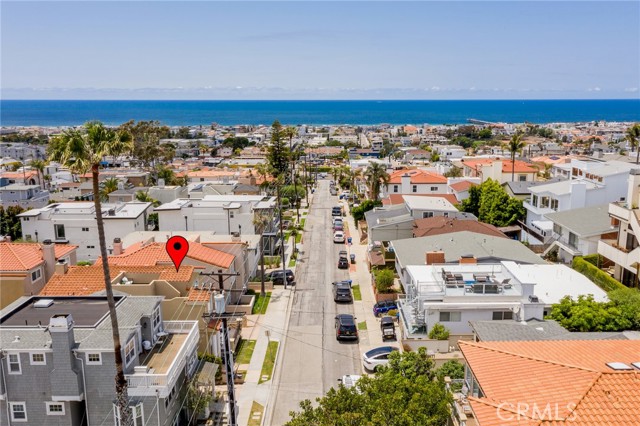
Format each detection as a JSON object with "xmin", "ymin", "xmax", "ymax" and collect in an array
[{"xmin": 2, "ymin": 1, "xmax": 639, "ymax": 100}]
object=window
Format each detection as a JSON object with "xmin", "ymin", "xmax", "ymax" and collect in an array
[
  {"xmin": 87, "ymin": 245, "xmax": 95, "ymax": 249},
  {"xmin": 229, "ymin": 211, "xmax": 235, "ymax": 218},
  {"xmin": 430, "ymin": 186, "xmax": 438, "ymax": 191},
  {"xmin": 439, "ymin": 311, "xmax": 461, "ymax": 322},
  {"xmin": 132, "ymin": 403, "xmax": 144, "ymax": 426},
  {"xmin": 412, "ymin": 185, "xmax": 417, "ymax": 193},
  {"xmin": 124, "ymin": 339, "xmax": 136, "ymax": 366},
  {"xmin": 492, "ymin": 311, "xmax": 513, "ymax": 320},
  {"xmin": 31, "ymin": 269, "xmax": 42, "ymax": 281},
  {"xmin": 87, "ymin": 353, "xmax": 102, "ymax": 364},
  {"xmin": 82, "ymin": 227, "xmax": 89, "ymax": 232},
  {"xmin": 568, "ymin": 232, "xmax": 578, "ymax": 249},
  {"xmin": 46, "ymin": 402, "xmax": 65, "ymax": 416},
  {"xmin": 8, "ymin": 353, "xmax": 21, "ymax": 374},
  {"xmin": 422, "ymin": 212, "xmax": 434, "ymax": 218},
  {"xmin": 152, "ymin": 307, "xmax": 161, "ymax": 330},
  {"xmin": 54, "ymin": 224, "xmax": 66, "ymax": 239},
  {"xmin": 30, "ymin": 353, "xmax": 45, "ymax": 365},
  {"xmin": 25, "ymin": 234, "xmax": 32, "ymax": 241},
  {"xmin": 531, "ymin": 195, "xmax": 538, "ymax": 206},
  {"xmin": 23, "ymin": 217, "xmax": 29, "ymax": 221},
  {"xmin": 553, "ymin": 223, "xmax": 563, "ymax": 236},
  {"xmin": 518, "ymin": 174, "xmax": 527, "ymax": 182},
  {"xmin": 550, "ymin": 199, "xmax": 559, "ymax": 211},
  {"xmin": 393, "ymin": 185, "xmax": 399, "ymax": 193},
  {"xmin": 540, "ymin": 196, "xmax": 550, "ymax": 208},
  {"xmin": 9, "ymin": 402, "xmax": 27, "ymax": 422}
]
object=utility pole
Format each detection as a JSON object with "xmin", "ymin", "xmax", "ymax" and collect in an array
[
  {"xmin": 276, "ymin": 183, "xmax": 288, "ymax": 289},
  {"xmin": 200, "ymin": 270, "xmax": 241, "ymax": 426}
]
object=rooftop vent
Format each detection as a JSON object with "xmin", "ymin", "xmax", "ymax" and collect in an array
[
  {"xmin": 606, "ymin": 362, "xmax": 633, "ymax": 371},
  {"xmin": 34, "ymin": 299, "xmax": 54, "ymax": 308},
  {"xmin": 528, "ymin": 295, "xmax": 540, "ymax": 303}
]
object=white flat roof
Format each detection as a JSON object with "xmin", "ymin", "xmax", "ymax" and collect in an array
[{"xmin": 403, "ymin": 195, "xmax": 457, "ymax": 212}]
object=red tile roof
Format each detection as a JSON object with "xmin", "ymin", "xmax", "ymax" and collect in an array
[
  {"xmin": 382, "ymin": 193, "xmax": 459, "ymax": 206},
  {"xmin": 0, "ymin": 243, "xmax": 77, "ymax": 271},
  {"xmin": 413, "ymin": 217, "xmax": 506, "ymax": 238},
  {"xmin": 41, "ymin": 264, "xmax": 194, "ymax": 296},
  {"xmin": 388, "ymin": 169, "xmax": 447, "ymax": 184},
  {"xmin": 463, "ymin": 159, "xmax": 539, "ymax": 174},
  {"xmin": 459, "ymin": 340, "xmax": 640, "ymax": 425},
  {"xmin": 103, "ymin": 242, "xmax": 234, "ymax": 269},
  {"xmin": 449, "ymin": 180, "xmax": 477, "ymax": 192}
]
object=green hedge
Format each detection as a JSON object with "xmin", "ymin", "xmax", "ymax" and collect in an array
[
  {"xmin": 572, "ymin": 256, "xmax": 626, "ymax": 292},
  {"xmin": 582, "ymin": 254, "xmax": 602, "ymax": 266}
]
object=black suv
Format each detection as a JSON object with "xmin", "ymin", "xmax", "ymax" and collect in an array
[
  {"xmin": 332, "ymin": 206, "xmax": 342, "ymax": 217},
  {"xmin": 335, "ymin": 314, "xmax": 358, "ymax": 341},
  {"xmin": 333, "ymin": 282, "xmax": 353, "ymax": 302},
  {"xmin": 269, "ymin": 269, "xmax": 295, "ymax": 285}
]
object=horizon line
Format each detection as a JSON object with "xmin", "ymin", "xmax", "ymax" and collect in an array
[{"xmin": 2, "ymin": 98, "xmax": 639, "ymax": 102}]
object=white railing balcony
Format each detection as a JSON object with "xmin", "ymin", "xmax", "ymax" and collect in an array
[
  {"xmin": 609, "ymin": 202, "xmax": 632, "ymax": 222},
  {"xmin": 126, "ymin": 320, "xmax": 199, "ymax": 397}
]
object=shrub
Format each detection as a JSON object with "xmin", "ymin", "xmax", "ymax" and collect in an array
[
  {"xmin": 572, "ymin": 256, "xmax": 626, "ymax": 292},
  {"xmin": 374, "ymin": 269, "xmax": 395, "ymax": 293},
  {"xmin": 428, "ymin": 323, "xmax": 450, "ymax": 340}
]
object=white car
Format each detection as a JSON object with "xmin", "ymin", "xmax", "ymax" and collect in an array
[
  {"xmin": 362, "ymin": 346, "xmax": 399, "ymax": 372},
  {"xmin": 333, "ymin": 231, "xmax": 345, "ymax": 244}
]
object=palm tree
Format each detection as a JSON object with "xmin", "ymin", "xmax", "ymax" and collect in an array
[
  {"xmin": 135, "ymin": 190, "xmax": 161, "ymax": 207},
  {"xmin": 625, "ymin": 123, "xmax": 640, "ymax": 165},
  {"xmin": 100, "ymin": 177, "xmax": 120, "ymax": 201},
  {"xmin": 508, "ymin": 132, "xmax": 526, "ymax": 182},
  {"xmin": 29, "ymin": 159, "xmax": 46, "ymax": 189},
  {"xmin": 49, "ymin": 121, "xmax": 134, "ymax": 425},
  {"xmin": 364, "ymin": 163, "xmax": 390, "ymax": 201}
]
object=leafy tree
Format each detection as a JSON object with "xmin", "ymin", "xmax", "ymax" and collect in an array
[
  {"xmin": 547, "ymin": 292, "xmax": 640, "ymax": 332},
  {"xmin": 436, "ymin": 360, "xmax": 464, "ymax": 382},
  {"xmin": 428, "ymin": 323, "xmax": 450, "ymax": 340},
  {"xmin": 118, "ymin": 120, "xmax": 172, "ymax": 169},
  {"xmin": 459, "ymin": 179, "xmax": 524, "ymax": 226},
  {"xmin": 222, "ymin": 136, "xmax": 251, "ymax": 152},
  {"xmin": 351, "ymin": 199, "xmax": 382, "ymax": 222},
  {"xmin": 0, "ymin": 205, "xmax": 25, "ymax": 240},
  {"xmin": 48, "ymin": 121, "xmax": 134, "ymax": 424},
  {"xmin": 267, "ymin": 120, "xmax": 290, "ymax": 179},
  {"xmin": 364, "ymin": 163, "xmax": 389, "ymax": 201},
  {"xmin": 459, "ymin": 184, "xmax": 482, "ymax": 217},
  {"xmin": 174, "ymin": 126, "xmax": 192, "ymax": 139},
  {"xmin": 286, "ymin": 348, "xmax": 451, "ymax": 426},
  {"xmin": 443, "ymin": 166, "xmax": 462, "ymax": 178},
  {"xmin": 374, "ymin": 269, "xmax": 395, "ymax": 293},
  {"xmin": 478, "ymin": 128, "xmax": 492, "ymax": 139},
  {"xmin": 625, "ymin": 123, "xmax": 640, "ymax": 165},
  {"xmin": 430, "ymin": 152, "xmax": 440, "ymax": 163},
  {"xmin": 281, "ymin": 185, "xmax": 305, "ymax": 203},
  {"xmin": 452, "ymin": 136, "xmax": 474, "ymax": 149},
  {"xmin": 507, "ymin": 132, "xmax": 525, "ymax": 182}
]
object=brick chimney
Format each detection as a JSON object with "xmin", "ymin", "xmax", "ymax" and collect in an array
[
  {"xmin": 113, "ymin": 237, "xmax": 123, "ymax": 256},
  {"xmin": 459, "ymin": 254, "xmax": 477, "ymax": 264},
  {"xmin": 425, "ymin": 251, "xmax": 446, "ymax": 265},
  {"xmin": 42, "ymin": 239, "xmax": 56, "ymax": 281}
]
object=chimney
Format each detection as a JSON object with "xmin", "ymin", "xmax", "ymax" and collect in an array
[
  {"xmin": 459, "ymin": 254, "xmax": 477, "ymax": 264},
  {"xmin": 425, "ymin": 251, "xmax": 446, "ymax": 265},
  {"xmin": 113, "ymin": 237, "xmax": 123, "ymax": 256},
  {"xmin": 42, "ymin": 240, "xmax": 56, "ymax": 280},
  {"xmin": 401, "ymin": 173, "xmax": 411, "ymax": 194},
  {"xmin": 627, "ymin": 169, "xmax": 640, "ymax": 208},
  {"xmin": 55, "ymin": 258, "xmax": 69, "ymax": 275},
  {"xmin": 569, "ymin": 181, "xmax": 587, "ymax": 209},
  {"xmin": 49, "ymin": 314, "xmax": 83, "ymax": 396}
]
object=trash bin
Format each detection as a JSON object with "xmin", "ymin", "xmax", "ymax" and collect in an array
[
  {"xmin": 350, "ymin": 254, "xmax": 356, "ymax": 264},
  {"xmin": 347, "ymin": 237, "xmax": 352, "ymax": 245}
]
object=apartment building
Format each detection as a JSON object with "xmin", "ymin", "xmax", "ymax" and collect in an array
[
  {"xmin": 0, "ymin": 295, "xmax": 202, "ymax": 426},
  {"xmin": 598, "ymin": 169, "xmax": 640, "ymax": 287},
  {"xmin": 18, "ymin": 202, "xmax": 153, "ymax": 261},
  {"xmin": 0, "ymin": 184, "xmax": 50, "ymax": 209}
]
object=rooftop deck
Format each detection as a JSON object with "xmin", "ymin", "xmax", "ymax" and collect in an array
[
  {"xmin": 412, "ymin": 264, "xmax": 522, "ymax": 298},
  {"xmin": 139, "ymin": 333, "xmax": 188, "ymax": 374}
]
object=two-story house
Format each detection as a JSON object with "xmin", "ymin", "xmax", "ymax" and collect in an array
[
  {"xmin": 462, "ymin": 158, "xmax": 538, "ymax": 184},
  {"xmin": 0, "ymin": 295, "xmax": 202, "ymax": 426},
  {"xmin": 0, "ymin": 184, "xmax": 50, "ymax": 208},
  {"xmin": 382, "ymin": 169, "xmax": 448, "ymax": 197},
  {"xmin": 18, "ymin": 202, "xmax": 153, "ymax": 261}
]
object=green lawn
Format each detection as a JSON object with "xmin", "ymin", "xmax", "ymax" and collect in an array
[
  {"xmin": 252, "ymin": 292, "xmax": 272, "ymax": 315},
  {"xmin": 300, "ymin": 218, "xmax": 306, "ymax": 228},
  {"xmin": 259, "ymin": 341, "xmax": 279, "ymax": 383},
  {"xmin": 247, "ymin": 401, "xmax": 264, "ymax": 426},
  {"xmin": 357, "ymin": 321, "xmax": 367, "ymax": 331},
  {"xmin": 295, "ymin": 233, "xmax": 302, "ymax": 243},
  {"xmin": 352, "ymin": 285, "xmax": 362, "ymax": 301},
  {"xmin": 235, "ymin": 339, "xmax": 256, "ymax": 364},
  {"xmin": 288, "ymin": 258, "xmax": 296, "ymax": 267}
]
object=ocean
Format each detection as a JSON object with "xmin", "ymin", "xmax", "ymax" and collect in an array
[{"xmin": 1, "ymin": 99, "xmax": 639, "ymax": 127}]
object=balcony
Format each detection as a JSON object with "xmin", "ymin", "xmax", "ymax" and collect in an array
[
  {"xmin": 126, "ymin": 321, "xmax": 199, "ymax": 397},
  {"xmin": 598, "ymin": 239, "xmax": 640, "ymax": 273},
  {"xmin": 609, "ymin": 202, "xmax": 632, "ymax": 222}
]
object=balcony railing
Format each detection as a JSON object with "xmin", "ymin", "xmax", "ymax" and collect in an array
[{"xmin": 126, "ymin": 320, "xmax": 199, "ymax": 397}]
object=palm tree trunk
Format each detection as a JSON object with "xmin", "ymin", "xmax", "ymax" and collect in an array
[
  {"xmin": 511, "ymin": 153, "xmax": 515, "ymax": 182},
  {"xmin": 92, "ymin": 164, "xmax": 133, "ymax": 426},
  {"xmin": 636, "ymin": 144, "xmax": 639, "ymax": 165}
]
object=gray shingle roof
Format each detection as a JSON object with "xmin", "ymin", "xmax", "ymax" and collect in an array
[
  {"xmin": 544, "ymin": 204, "xmax": 614, "ymax": 237},
  {"xmin": 390, "ymin": 231, "xmax": 546, "ymax": 267},
  {"xmin": 470, "ymin": 319, "xmax": 630, "ymax": 341}
]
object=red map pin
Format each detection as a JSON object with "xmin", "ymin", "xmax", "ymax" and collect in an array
[{"xmin": 166, "ymin": 236, "xmax": 189, "ymax": 272}]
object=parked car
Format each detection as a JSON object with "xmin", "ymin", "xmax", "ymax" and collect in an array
[
  {"xmin": 269, "ymin": 269, "xmax": 295, "ymax": 286},
  {"xmin": 333, "ymin": 231, "xmax": 345, "ymax": 243},
  {"xmin": 338, "ymin": 257, "xmax": 349, "ymax": 269},
  {"xmin": 362, "ymin": 346, "xmax": 399, "ymax": 371},
  {"xmin": 373, "ymin": 300, "xmax": 398, "ymax": 317},
  {"xmin": 332, "ymin": 216, "xmax": 343, "ymax": 226},
  {"xmin": 338, "ymin": 250, "xmax": 348, "ymax": 260},
  {"xmin": 335, "ymin": 314, "xmax": 358, "ymax": 341},
  {"xmin": 332, "ymin": 279, "xmax": 352, "ymax": 286},
  {"xmin": 333, "ymin": 281, "xmax": 353, "ymax": 302},
  {"xmin": 380, "ymin": 316, "xmax": 396, "ymax": 340},
  {"xmin": 333, "ymin": 223, "xmax": 344, "ymax": 232},
  {"xmin": 332, "ymin": 206, "xmax": 342, "ymax": 217},
  {"xmin": 330, "ymin": 188, "xmax": 338, "ymax": 196}
]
